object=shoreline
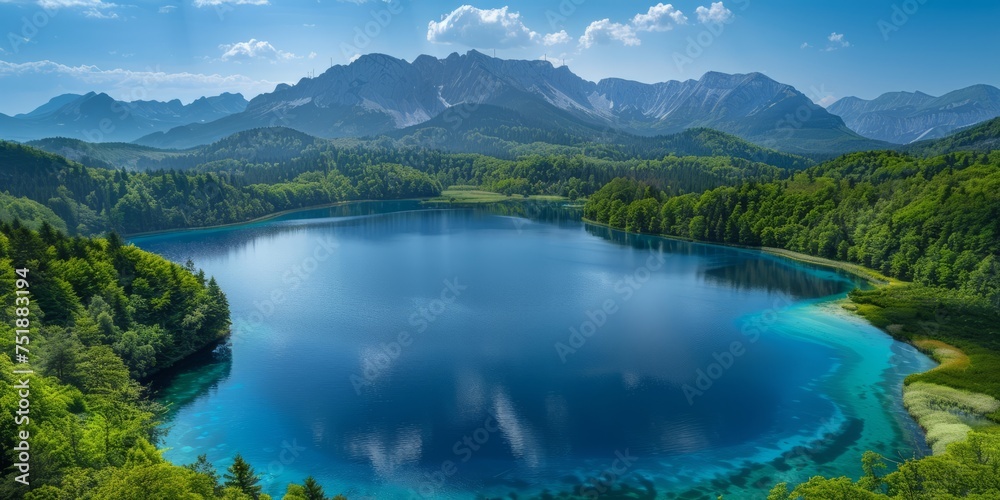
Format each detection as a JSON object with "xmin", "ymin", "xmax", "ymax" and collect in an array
[
  {"xmin": 582, "ymin": 217, "xmax": 893, "ymax": 286},
  {"xmin": 125, "ymin": 192, "xmax": 572, "ymax": 239},
  {"xmin": 124, "ymin": 198, "xmax": 425, "ymax": 239},
  {"xmin": 580, "ymin": 217, "xmax": 1000, "ymax": 453}
]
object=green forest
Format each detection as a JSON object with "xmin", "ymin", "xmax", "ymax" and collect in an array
[
  {"xmin": 2, "ymin": 129, "xmax": 798, "ymax": 236},
  {"xmin": 0, "ymin": 222, "xmax": 345, "ymax": 499},
  {"xmin": 583, "ymin": 150, "xmax": 1000, "ymax": 304},
  {"xmin": 583, "ymin": 147, "xmax": 1000, "ymax": 497},
  {"xmin": 2, "ymin": 116, "xmax": 1000, "ymax": 498}
]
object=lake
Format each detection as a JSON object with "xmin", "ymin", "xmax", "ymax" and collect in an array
[{"xmin": 133, "ymin": 201, "xmax": 935, "ymax": 499}]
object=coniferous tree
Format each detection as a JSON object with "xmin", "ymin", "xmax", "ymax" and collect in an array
[{"xmin": 224, "ymin": 454, "xmax": 262, "ymax": 499}]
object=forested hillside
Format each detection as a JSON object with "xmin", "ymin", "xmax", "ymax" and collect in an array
[
  {"xmin": 907, "ymin": 117, "xmax": 1000, "ymax": 157},
  {"xmin": 584, "ymin": 150, "xmax": 1000, "ymax": 304},
  {"xmin": 1, "ymin": 130, "xmax": 797, "ymax": 235},
  {"xmin": 583, "ymin": 143, "xmax": 1000, "ymax": 499},
  {"xmin": 0, "ymin": 224, "xmax": 343, "ymax": 499},
  {"xmin": 0, "ymin": 140, "xmax": 441, "ymax": 235}
]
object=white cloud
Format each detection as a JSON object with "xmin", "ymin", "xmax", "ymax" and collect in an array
[
  {"xmin": 308, "ymin": 52, "xmax": 317, "ymax": 59},
  {"xmin": 542, "ymin": 30, "xmax": 571, "ymax": 46},
  {"xmin": 695, "ymin": 2, "xmax": 734, "ymax": 24},
  {"xmin": 158, "ymin": 5, "xmax": 176, "ymax": 13},
  {"xmin": 193, "ymin": 0, "xmax": 268, "ymax": 7},
  {"xmin": 579, "ymin": 19, "xmax": 640, "ymax": 49},
  {"xmin": 83, "ymin": 7, "xmax": 118, "ymax": 18},
  {"xmin": 427, "ymin": 5, "xmax": 540, "ymax": 48},
  {"xmin": 632, "ymin": 3, "xmax": 687, "ymax": 32},
  {"xmin": 826, "ymin": 32, "xmax": 850, "ymax": 51},
  {"xmin": 0, "ymin": 59, "xmax": 274, "ymax": 98},
  {"xmin": 800, "ymin": 42, "xmax": 811, "ymax": 49},
  {"xmin": 219, "ymin": 39, "xmax": 297, "ymax": 61},
  {"xmin": 36, "ymin": 0, "xmax": 113, "ymax": 8},
  {"xmin": 19, "ymin": 0, "xmax": 123, "ymax": 18},
  {"xmin": 348, "ymin": 53, "xmax": 362, "ymax": 63}
]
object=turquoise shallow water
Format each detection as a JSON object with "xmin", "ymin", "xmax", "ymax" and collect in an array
[{"xmin": 134, "ymin": 202, "xmax": 935, "ymax": 499}]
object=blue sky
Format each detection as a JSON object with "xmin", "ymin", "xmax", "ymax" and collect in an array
[{"xmin": 1, "ymin": 0, "xmax": 998, "ymax": 115}]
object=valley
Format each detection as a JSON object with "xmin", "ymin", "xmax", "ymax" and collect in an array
[{"xmin": 2, "ymin": 7, "xmax": 1000, "ymax": 497}]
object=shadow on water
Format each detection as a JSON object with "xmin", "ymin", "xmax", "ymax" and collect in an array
[
  {"xmin": 434, "ymin": 200, "xmax": 585, "ymax": 228},
  {"xmin": 150, "ymin": 342, "xmax": 232, "ymax": 418},
  {"xmin": 582, "ymin": 223, "xmax": 865, "ymax": 301},
  {"xmin": 131, "ymin": 200, "xmax": 584, "ymax": 262}
]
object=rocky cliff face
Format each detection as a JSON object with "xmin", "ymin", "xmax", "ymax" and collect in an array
[
  {"xmin": 828, "ymin": 85, "xmax": 1000, "ymax": 143},
  {"xmin": 136, "ymin": 50, "xmax": 864, "ymax": 152}
]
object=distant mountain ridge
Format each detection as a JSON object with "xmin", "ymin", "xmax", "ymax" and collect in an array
[
  {"xmin": 133, "ymin": 50, "xmax": 882, "ymax": 155},
  {"xmin": 905, "ymin": 116, "xmax": 1000, "ymax": 156},
  {"xmin": 0, "ymin": 91, "xmax": 248, "ymax": 142},
  {"xmin": 828, "ymin": 85, "xmax": 1000, "ymax": 144}
]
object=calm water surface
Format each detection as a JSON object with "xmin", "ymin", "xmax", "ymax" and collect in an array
[{"xmin": 134, "ymin": 201, "xmax": 934, "ymax": 499}]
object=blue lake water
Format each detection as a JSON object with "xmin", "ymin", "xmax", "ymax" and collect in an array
[{"xmin": 133, "ymin": 201, "xmax": 935, "ymax": 499}]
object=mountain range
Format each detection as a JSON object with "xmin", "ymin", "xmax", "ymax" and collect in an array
[
  {"xmin": 133, "ymin": 51, "xmax": 881, "ymax": 155},
  {"xmin": 0, "ymin": 91, "xmax": 248, "ymax": 143},
  {"xmin": 828, "ymin": 85, "xmax": 1000, "ymax": 144},
  {"xmin": 3, "ymin": 51, "xmax": 999, "ymax": 157}
]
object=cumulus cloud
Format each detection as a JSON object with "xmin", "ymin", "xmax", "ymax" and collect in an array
[
  {"xmin": 695, "ymin": 2, "xmax": 734, "ymax": 24},
  {"xmin": 218, "ymin": 39, "xmax": 298, "ymax": 61},
  {"xmin": 578, "ymin": 19, "xmax": 640, "ymax": 49},
  {"xmin": 193, "ymin": 0, "xmax": 268, "ymax": 7},
  {"xmin": 800, "ymin": 42, "xmax": 811, "ymax": 49},
  {"xmin": 542, "ymin": 30, "xmax": 571, "ymax": 46},
  {"xmin": 632, "ymin": 3, "xmax": 687, "ymax": 32},
  {"xmin": 427, "ymin": 5, "xmax": 539, "ymax": 48}
]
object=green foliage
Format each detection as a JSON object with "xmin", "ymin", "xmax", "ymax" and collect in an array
[
  {"xmin": 848, "ymin": 285, "xmax": 1000, "ymax": 418},
  {"xmin": 0, "ymin": 226, "xmax": 346, "ymax": 499},
  {"xmin": 585, "ymin": 151, "xmax": 1000, "ymax": 300},
  {"xmin": 223, "ymin": 454, "xmax": 262, "ymax": 499},
  {"xmin": 0, "ymin": 139, "xmax": 442, "ymax": 235},
  {"xmin": 0, "ymin": 194, "xmax": 67, "ymax": 232},
  {"xmin": 773, "ymin": 432, "xmax": 1000, "ymax": 499},
  {"xmin": 281, "ymin": 476, "xmax": 326, "ymax": 500},
  {"xmin": 1, "ymin": 129, "xmax": 798, "ymax": 235},
  {"xmin": 907, "ymin": 117, "xmax": 1000, "ymax": 157}
]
